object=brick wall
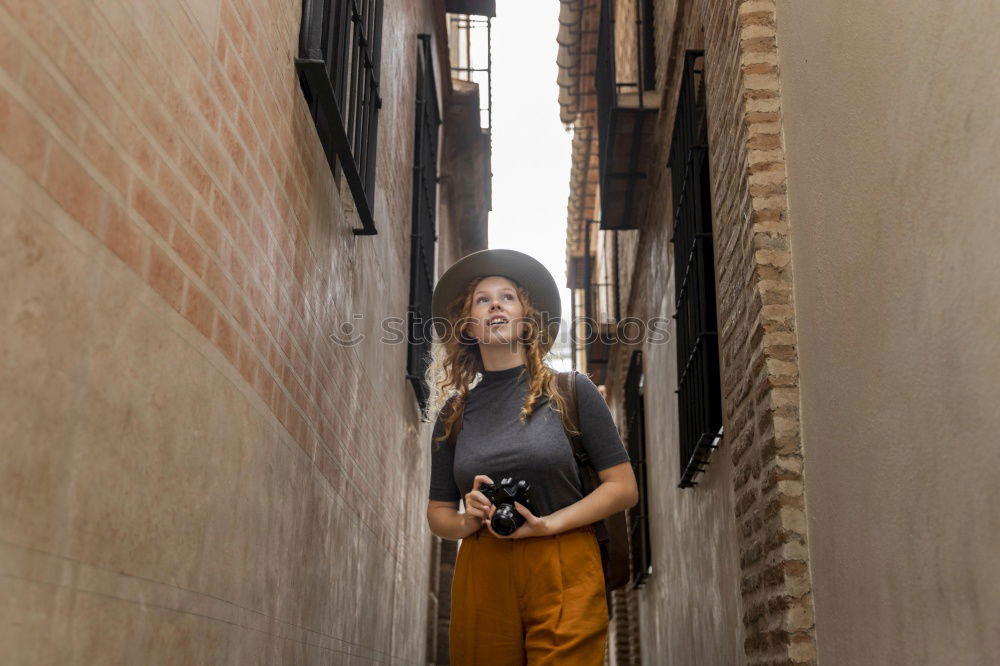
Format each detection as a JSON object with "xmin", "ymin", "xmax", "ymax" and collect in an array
[
  {"xmin": 0, "ymin": 0, "xmax": 455, "ymax": 661},
  {"xmin": 608, "ymin": 588, "xmax": 642, "ymax": 664},
  {"xmin": 592, "ymin": 0, "xmax": 817, "ymax": 663},
  {"xmin": 697, "ymin": 1, "xmax": 817, "ymax": 662}
]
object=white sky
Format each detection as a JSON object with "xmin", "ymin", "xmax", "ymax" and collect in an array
[{"xmin": 487, "ymin": 0, "xmax": 574, "ymax": 368}]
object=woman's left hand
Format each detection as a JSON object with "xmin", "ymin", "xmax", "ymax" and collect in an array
[{"xmin": 484, "ymin": 502, "xmax": 553, "ymax": 539}]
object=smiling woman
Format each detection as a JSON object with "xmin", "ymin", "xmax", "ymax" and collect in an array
[
  {"xmin": 469, "ymin": 277, "xmax": 526, "ymax": 352},
  {"xmin": 421, "ymin": 248, "xmax": 637, "ymax": 664}
]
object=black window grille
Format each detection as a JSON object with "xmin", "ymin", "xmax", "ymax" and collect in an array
[
  {"xmin": 447, "ymin": 11, "xmax": 494, "ymax": 211},
  {"xmin": 595, "ymin": 0, "xmax": 658, "ymax": 231},
  {"xmin": 641, "ymin": 0, "xmax": 656, "ymax": 91},
  {"xmin": 295, "ymin": 0, "xmax": 384, "ymax": 235},
  {"xmin": 594, "ymin": 0, "xmax": 621, "ymax": 227},
  {"xmin": 407, "ymin": 35, "xmax": 441, "ymax": 411},
  {"xmin": 625, "ymin": 350, "xmax": 652, "ymax": 588},
  {"xmin": 668, "ymin": 51, "xmax": 723, "ymax": 488}
]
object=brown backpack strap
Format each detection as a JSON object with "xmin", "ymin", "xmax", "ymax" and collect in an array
[
  {"xmin": 555, "ymin": 370, "xmax": 583, "ymax": 462},
  {"xmin": 558, "ymin": 371, "xmax": 631, "ymax": 600},
  {"xmin": 556, "ymin": 371, "xmax": 609, "ymax": 544}
]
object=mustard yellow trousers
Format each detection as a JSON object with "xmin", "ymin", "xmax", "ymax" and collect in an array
[{"xmin": 450, "ymin": 524, "xmax": 609, "ymax": 665}]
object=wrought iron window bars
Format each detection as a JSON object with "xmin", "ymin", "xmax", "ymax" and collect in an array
[
  {"xmin": 625, "ymin": 350, "xmax": 652, "ymax": 588},
  {"xmin": 406, "ymin": 35, "xmax": 441, "ymax": 412},
  {"xmin": 447, "ymin": 11, "xmax": 493, "ymax": 211},
  {"xmin": 296, "ymin": 0, "xmax": 384, "ymax": 235},
  {"xmin": 669, "ymin": 50, "xmax": 723, "ymax": 489},
  {"xmin": 595, "ymin": 0, "xmax": 657, "ymax": 230}
]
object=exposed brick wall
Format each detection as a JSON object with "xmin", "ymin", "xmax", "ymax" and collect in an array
[
  {"xmin": 0, "ymin": 0, "xmax": 418, "ymax": 553},
  {"xmin": 613, "ymin": 0, "xmax": 639, "ymax": 86},
  {"xmin": 609, "ymin": 588, "xmax": 642, "ymax": 665},
  {"xmin": 586, "ymin": 0, "xmax": 817, "ymax": 663},
  {"xmin": 697, "ymin": 0, "xmax": 817, "ymax": 662},
  {"xmin": 0, "ymin": 0, "xmax": 458, "ymax": 661}
]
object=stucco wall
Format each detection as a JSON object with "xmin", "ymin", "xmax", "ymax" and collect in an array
[
  {"xmin": 776, "ymin": 0, "xmax": 1000, "ymax": 662},
  {"xmin": 0, "ymin": 0, "xmax": 447, "ymax": 662}
]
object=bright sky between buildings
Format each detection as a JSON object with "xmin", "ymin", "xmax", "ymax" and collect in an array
[{"xmin": 488, "ymin": 0, "xmax": 574, "ymax": 369}]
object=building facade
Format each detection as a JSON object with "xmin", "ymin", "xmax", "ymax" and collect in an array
[
  {"xmin": 558, "ymin": 0, "xmax": 1000, "ymax": 664},
  {"xmin": 1, "ymin": 0, "xmax": 492, "ymax": 662}
]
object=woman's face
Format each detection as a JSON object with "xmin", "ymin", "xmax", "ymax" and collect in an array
[{"xmin": 467, "ymin": 276, "xmax": 527, "ymax": 346}]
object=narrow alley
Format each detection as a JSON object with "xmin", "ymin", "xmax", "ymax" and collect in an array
[{"xmin": 1, "ymin": 0, "xmax": 998, "ymax": 664}]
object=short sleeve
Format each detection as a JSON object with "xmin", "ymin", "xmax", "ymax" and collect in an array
[
  {"xmin": 428, "ymin": 410, "xmax": 461, "ymax": 502},
  {"xmin": 574, "ymin": 372, "xmax": 631, "ymax": 471}
]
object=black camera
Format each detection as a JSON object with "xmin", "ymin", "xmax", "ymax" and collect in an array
[{"xmin": 479, "ymin": 477, "xmax": 535, "ymax": 536}]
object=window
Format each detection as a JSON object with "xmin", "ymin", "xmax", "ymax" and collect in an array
[
  {"xmin": 668, "ymin": 51, "xmax": 723, "ymax": 488},
  {"xmin": 446, "ymin": 10, "xmax": 494, "ymax": 210},
  {"xmin": 579, "ymin": 220, "xmax": 613, "ymax": 386},
  {"xmin": 625, "ymin": 350, "xmax": 652, "ymax": 587},
  {"xmin": 641, "ymin": 0, "xmax": 656, "ymax": 91},
  {"xmin": 407, "ymin": 35, "xmax": 441, "ymax": 411},
  {"xmin": 296, "ymin": 0, "xmax": 384, "ymax": 235},
  {"xmin": 595, "ymin": 0, "xmax": 658, "ymax": 230}
]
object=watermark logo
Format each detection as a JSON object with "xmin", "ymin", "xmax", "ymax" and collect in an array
[
  {"xmin": 327, "ymin": 315, "xmax": 671, "ymax": 348},
  {"xmin": 328, "ymin": 313, "xmax": 366, "ymax": 346}
]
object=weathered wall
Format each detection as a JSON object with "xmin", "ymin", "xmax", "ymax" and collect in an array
[
  {"xmin": 604, "ymin": 0, "xmax": 820, "ymax": 662},
  {"xmin": 696, "ymin": 0, "xmax": 818, "ymax": 661},
  {"xmin": 0, "ymin": 0, "xmax": 448, "ymax": 662},
  {"xmin": 601, "ymin": 1, "xmax": 747, "ymax": 663},
  {"xmin": 605, "ymin": 320, "xmax": 748, "ymax": 666},
  {"xmin": 776, "ymin": 0, "xmax": 1000, "ymax": 663},
  {"xmin": 439, "ymin": 79, "xmax": 489, "ymax": 263}
]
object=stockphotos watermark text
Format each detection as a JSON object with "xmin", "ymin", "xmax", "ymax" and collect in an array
[{"xmin": 327, "ymin": 315, "xmax": 672, "ymax": 348}]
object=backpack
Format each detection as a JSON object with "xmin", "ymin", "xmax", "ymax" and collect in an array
[
  {"xmin": 554, "ymin": 369, "xmax": 631, "ymax": 610},
  {"xmin": 446, "ymin": 369, "xmax": 632, "ymax": 603}
]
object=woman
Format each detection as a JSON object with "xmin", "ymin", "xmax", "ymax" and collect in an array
[{"xmin": 423, "ymin": 249, "xmax": 638, "ymax": 665}]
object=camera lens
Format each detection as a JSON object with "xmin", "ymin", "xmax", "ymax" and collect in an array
[{"xmin": 491, "ymin": 505, "xmax": 518, "ymax": 536}]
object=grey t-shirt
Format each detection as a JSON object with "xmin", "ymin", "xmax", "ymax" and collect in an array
[{"xmin": 427, "ymin": 364, "xmax": 630, "ymax": 517}]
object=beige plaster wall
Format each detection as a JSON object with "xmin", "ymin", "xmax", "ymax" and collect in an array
[{"xmin": 776, "ymin": 1, "xmax": 1000, "ymax": 662}]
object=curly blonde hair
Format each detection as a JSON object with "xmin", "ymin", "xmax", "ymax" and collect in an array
[{"xmin": 421, "ymin": 275, "xmax": 580, "ymax": 448}]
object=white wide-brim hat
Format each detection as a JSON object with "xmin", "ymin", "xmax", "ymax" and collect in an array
[{"xmin": 430, "ymin": 249, "xmax": 562, "ymax": 354}]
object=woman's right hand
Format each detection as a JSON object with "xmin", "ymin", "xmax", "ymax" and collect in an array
[{"xmin": 463, "ymin": 474, "xmax": 495, "ymax": 527}]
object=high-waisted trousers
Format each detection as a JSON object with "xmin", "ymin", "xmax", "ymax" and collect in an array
[{"xmin": 449, "ymin": 524, "xmax": 609, "ymax": 665}]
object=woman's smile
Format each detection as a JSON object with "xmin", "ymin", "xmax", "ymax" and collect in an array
[{"xmin": 469, "ymin": 275, "xmax": 526, "ymax": 344}]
